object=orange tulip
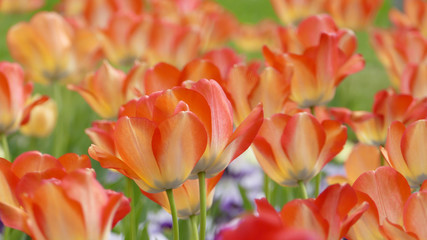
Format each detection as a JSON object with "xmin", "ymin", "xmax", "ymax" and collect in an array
[
  {"xmin": 56, "ymin": 0, "xmax": 144, "ymax": 28},
  {"xmin": 143, "ymin": 171, "xmax": 223, "ymax": 218},
  {"xmin": 390, "ymin": 0, "xmax": 427, "ymax": 37},
  {"xmin": 401, "ymin": 63, "xmax": 427, "ymax": 98},
  {"xmin": 350, "ymin": 167, "xmax": 427, "ymax": 239},
  {"xmin": 331, "ymin": 89, "xmax": 427, "ymax": 145},
  {"xmin": 97, "ymin": 12, "xmax": 151, "ymax": 67},
  {"xmin": 327, "ymin": 143, "xmax": 381, "ymax": 184},
  {"xmin": 0, "ymin": 0, "xmax": 44, "ymax": 13},
  {"xmin": 232, "ymin": 20, "xmax": 280, "ymax": 53},
  {"xmin": 381, "ymin": 120, "xmax": 427, "ymax": 188},
  {"xmin": 265, "ymin": 19, "xmax": 364, "ymax": 107},
  {"xmin": 371, "ymin": 28, "xmax": 427, "ymax": 88},
  {"xmin": 20, "ymin": 97, "xmax": 57, "ymax": 138},
  {"xmin": 89, "ymin": 88, "xmax": 208, "ymax": 193},
  {"xmin": 69, "ymin": 61, "xmax": 138, "ymax": 119},
  {"xmin": 0, "ymin": 151, "xmax": 92, "ymax": 232},
  {"xmin": 253, "ymin": 112, "xmax": 347, "ymax": 186},
  {"xmin": 0, "ymin": 62, "xmax": 48, "ymax": 135},
  {"xmin": 7, "ymin": 12, "xmax": 101, "ymax": 85},
  {"xmin": 324, "ymin": 0, "xmax": 383, "ymax": 30},
  {"xmin": 270, "ymin": 0, "xmax": 324, "ymax": 25}
]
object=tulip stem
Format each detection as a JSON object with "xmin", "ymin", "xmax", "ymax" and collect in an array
[
  {"xmin": 263, "ymin": 173, "xmax": 271, "ymax": 202},
  {"xmin": 315, "ymin": 173, "xmax": 321, "ymax": 197},
  {"xmin": 126, "ymin": 178, "xmax": 137, "ymax": 240},
  {"xmin": 198, "ymin": 171, "xmax": 207, "ymax": 240},
  {"xmin": 166, "ymin": 189, "xmax": 179, "ymax": 240},
  {"xmin": 298, "ymin": 180, "xmax": 308, "ymax": 199},
  {"xmin": 190, "ymin": 215, "xmax": 199, "ymax": 240},
  {"xmin": 1, "ymin": 134, "xmax": 10, "ymax": 161}
]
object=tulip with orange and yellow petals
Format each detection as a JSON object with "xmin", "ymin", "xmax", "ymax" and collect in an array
[
  {"xmin": 20, "ymin": 97, "xmax": 57, "ymax": 138},
  {"xmin": 0, "ymin": 151, "xmax": 130, "ymax": 240},
  {"xmin": 265, "ymin": 27, "xmax": 364, "ymax": 108},
  {"xmin": 381, "ymin": 120, "xmax": 427, "ymax": 188},
  {"xmin": 331, "ymin": 89, "xmax": 427, "ymax": 145},
  {"xmin": 57, "ymin": 0, "xmax": 144, "ymax": 28},
  {"xmin": 0, "ymin": 0, "xmax": 43, "ymax": 13},
  {"xmin": 89, "ymin": 89, "xmax": 208, "ymax": 193},
  {"xmin": 232, "ymin": 20, "xmax": 280, "ymax": 53},
  {"xmin": 371, "ymin": 28, "xmax": 427, "ymax": 88},
  {"xmin": 323, "ymin": 0, "xmax": 383, "ymax": 30},
  {"xmin": 0, "ymin": 62, "xmax": 48, "ymax": 135},
  {"xmin": 270, "ymin": 0, "xmax": 324, "ymax": 25},
  {"xmin": 390, "ymin": 0, "xmax": 427, "ymax": 37},
  {"xmin": 7, "ymin": 12, "xmax": 101, "ymax": 85},
  {"xmin": 349, "ymin": 167, "xmax": 427, "ymax": 240},
  {"xmin": 253, "ymin": 112, "xmax": 347, "ymax": 186},
  {"xmin": 69, "ymin": 61, "xmax": 139, "ymax": 119},
  {"xmin": 143, "ymin": 171, "xmax": 223, "ymax": 219},
  {"xmin": 401, "ymin": 63, "xmax": 427, "ymax": 98}
]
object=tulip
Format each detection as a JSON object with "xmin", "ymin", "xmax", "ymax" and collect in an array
[
  {"xmin": 381, "ymin": 120, "xmax": 427, "ymax": 188},
  {"xmin": 0, "ymin": 62, "xmax": 48, "ymax": 135},
  {"xmin": 69, "ymin": 61, "xmax": 134, "ymax": 119},
  {"xmin": 253, "ymin": 112, "xmax": 347, "ymax": 187},
  {"xmin": 232, "ymin": 20, "xmax": 280, "ymax": 53},
  {"xmin": 324, "ymin": 0, "xmax": 383, "ymax": 30},
  {"xmin": 97, "ymin": 12, "xmax": 151, "ymax": 67},
  {"xmin": 401, "ymin": 63, "xmax": 427, "ymax": 98},
  {"xmin": 270, "ymin": 0, "xmax": 324, "ymax": 25},
  {"xmin": 371, "ymin": 28, "xmax": 427, "ymax": 88},
  {"xmin": 331, "ymin": 89, "xmax": 427, "ymax": 145},
  {"xmin": 142, "ymin": 171, "xmax": 223, "ymax": 219},
  {"xmin": 265, "ymin": 32, "xmax": 364, "ymax": 108},
  {"xmin": 89, "ymin": 88, "xmax": 208, "ymax": 193},
  {"xmin": 390, "ymin": 0, "xmax": 427, "ymax": 37},
  {"xmin": 0, "ymin": 0, "xmax": 44, "ymax": 13},
  {"xmin": 20, "ymin": 97, "xmax": 57, "ymax": 138},
  {"xmin": 349, "ymin": 167, "xmax": 426, "ymax": 239},
  {"xmin": 7, "ymin": 12, "xmax": 101, "ymax": 85},
  {"xmin": 56, "ymin": 0, "xmax": 144, "ymax": 28}
]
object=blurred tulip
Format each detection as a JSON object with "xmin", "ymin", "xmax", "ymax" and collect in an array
[
  {"xmin": 371, "ymin": 28, "xmax": 427, "ymax": 88},
  {"xmin": 232, "ymin": 20, "xmax": 280, "ymax": 53},
  {"xmin": 270, "ymin": 0, "xmax": 324, "ymax": 25},
  {"xmin": 218, "ymin": 198, "xmax": 321, "ymax": 240},
  {"xmin": 0, "ymin": 62, "xmax": 48, "ymax": 135},
  {"xmin": 381, "ymin": 120, "xmax": 427, "ymax": 188},
  {"xmin": 324, "ymin": 0, "xmax": 383, "ymax": 30},
  {"xmin": 401, "ymin": 63, "xmax": 427, "ymax": 98},
  {"xmin": 253, "ymin": 112, "xmax": 347, "ymax": 186},
  {"xmin": 143, "ymin": 171, "xmax": 223, "ymax": 218},
  {"xmin": 97, "ymin": 12, "xmax": 151, "ymax": 67},
  {"xmin": 0, "ymin": 0, "xmax": 44, "ymax": 13},
  {"xmin": 7, "ymin": 12, "xmax": 101, "ymax": 85},
  {"xmin": 327, "ymin": 143, "xmax": 381, "ymax": 184},
  {"xmin": 69, "ymin": 61, "xmax": 137, "ymax": 119},
  {"xmin": 57, "ymin": 0, "xmax": 144, "ymax": 28},
  {"xmin": 89, "ymin": 88, "xmax": 208, "ymax": 193},
  {"xmin": 390, "ymin": 0, "xmax": 427, "ymax": 37},
  {"xmin": 20, "ymin": 97, "xmax": 57, "ymax": 138},
  {"xmin": 331, "ymin": 89, "xmax": 427, "ymax": 145},
  {"xmin": 276, "ymin": 14, "xmax": 358, "ymax": 54}
]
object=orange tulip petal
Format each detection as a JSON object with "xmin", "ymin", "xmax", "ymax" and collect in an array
[
  {"xmin": 345, "ymin": 144, "xmax": 381, "ymax": 184},
  {"xmin": 57, "ymin": 153, "xmax": 91, "ymax": 172},
  {"xmin": 404, "ymin": 191, "xmax": 427, "ymax": 239},
  {"xmin": 11, "ymin": 151, "xmax": 61, "ymax": 178}
]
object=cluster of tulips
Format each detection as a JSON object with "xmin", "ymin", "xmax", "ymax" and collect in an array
[{"xmin": 0, "ymin": 0, "xmax": 427, "ymax": 239}]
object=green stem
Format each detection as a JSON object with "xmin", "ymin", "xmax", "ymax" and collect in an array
[
  {"xmin": 3, "ymin": 227, "xmax": 10, "ymax": 240},
  {"xmin": 198, "ymin": 172, "xmax": 206, "ymax": 240},
  {"xmin": 126, "ymin": 178, "xmax": 136, "ymax": 240},
  {"xmin": 190, "ymin": 215, "xmax": 199, "ymax": 240},
  {"xmin": 263, "ymin": 173, "xmax": 270, "ymax": 202},
  {"xmin": 298, "ymin": 180, "xmax": 308, "ymax": 199},
  {"xmin": 166, "ymin": 189, "xmax": 179, "ymax": 240},
  {"xmin": 52, "ymin": 84, "xmax": 65, "ymax": 157},
  {"xmin": 1, "ymin": 134, "xmax": 10, "ymax": 161},
  {"xmin": 315, "ymin": 173, "xmax": 321, "ymax": 197}
]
